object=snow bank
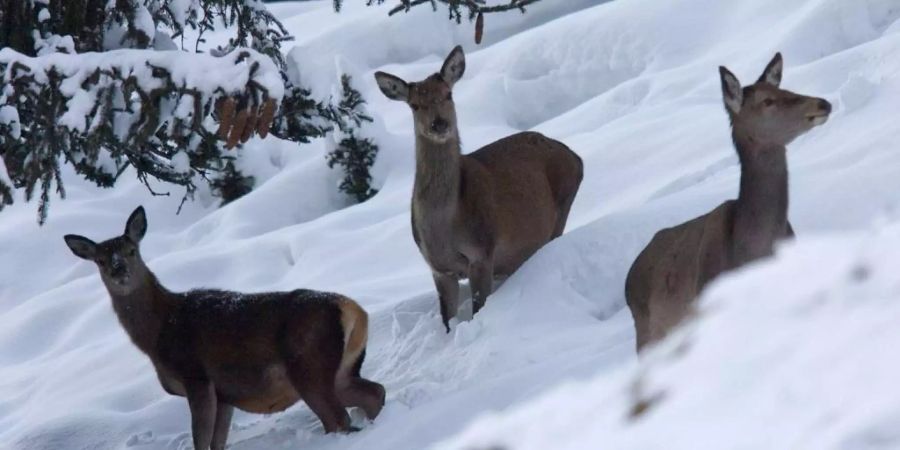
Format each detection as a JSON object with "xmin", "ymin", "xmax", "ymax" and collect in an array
[
  {"xmin": 439, "ymin": 221, "xmax": 900, "ymax": 450},
  {"xmin": 1, "ymin": 0, "xmax": 899, "ymax": 449}
]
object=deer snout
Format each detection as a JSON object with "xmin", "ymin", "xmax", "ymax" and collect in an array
[
  {"xmin": 109, "ymin": 256, "xmax": 127, "ymax": 277},
  {"xmin": 431, "ymin": 117, "xmax": 449, "ymax": 134},
  {"xmin": 806, "ymin": 98, "xmax": 831, "ymax": 125}
]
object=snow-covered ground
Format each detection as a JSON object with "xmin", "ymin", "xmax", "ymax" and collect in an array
[{"xmin": 2, "ymin": 0, "xmax": 899, "ymax": 449}]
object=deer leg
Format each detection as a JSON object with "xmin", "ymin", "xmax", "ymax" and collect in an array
[
  {"xmin": 469, "ymin": 259, "xmax": 494, "ymax": 316},
  {"xmin": 335, "ymin": 349, "xmax": 386, "ymax": 420},
  {"xmin": 301, "ymin": 384, "xmax": 353, "ymax": 433},
  {"xmin": 286, "ymin": 351, "xmax": 352, "ymax": 434},
  {"xmin": 634, "ymin": 315, "xmax": 650, "ymax": 352},
  {"xmin": 785, "ymin": 221, "xmax": 796, "ymax": 238},
  {"xmin": 210, "ymin": 401, "xmax": 234, "ymax": 450},
  {"xmin": 337, "ymin": 378, "xmax": 386, "ymax": 420},
  {"xmin": 627, "ymin": 291, "xmax": 651, "ymax": 353},
  {"xmin": 433, "ymin": 272, "xmax": 460, "ymax": 332},
  {"xmin": 551, "ymin": 188, "xmax": 578, "ymax": 239},
  {"xmin": 356, "ymin": 378, "xmax": 386, "ymax": 419},
  {"xmin": 185, "ymin": 381, "xmax": 217, "ymax": 450}
]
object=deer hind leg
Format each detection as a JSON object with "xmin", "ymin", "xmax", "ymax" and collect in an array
[
  {"xmin": 290, "ymin": 367, "xmax": 352, "ymax": 433},
  {"xmin": 626, "ymin": 292, "xmax": 652, "ymax": 353},
  {"xmin": 469, "ymin": 259, "xmax": 494, "ymax": 316},
  {"xmin": 634, "ymin": 311, "xmax": 651, "ymax": 352},
  {"xmin": 335, "ymin": 304, "xmax": 385, "ymax": 420},
  {"xmin": 285, "ymin": 338, "xmax": 352, "ymax": 433},
  {"xmin": 433, "ymin": 272, "xmax": 460, "ymax": 332},
  {"xmin": 210, "ymin": 401, "xmax": 234, "ymax": 450},
  {"xmin": 300, "ymin": 384, "xmax": 352, "ymax": 433},
  {"xmin": 547, "ymin": 152, "xmax": 583, "ymax": 239},
  {"xmin": 336, "ymin": 350, "xmax": 386, "ymax": 420},
  {"xmin": 550, "ymin": 178, "xmax": 580, "ymax": 239}
]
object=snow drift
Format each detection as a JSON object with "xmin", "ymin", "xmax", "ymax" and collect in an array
[
  {"xmin": 440, "ymin": 223, "xmax": 900, "ymax": 450},
  {"xmin": 1, "ymin": 0, "xmax": 899, "ymax": 449}
]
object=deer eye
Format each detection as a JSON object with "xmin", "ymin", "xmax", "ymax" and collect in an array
[
  {"xmin": 127, "ymin": 248, "xmax": 136, "ymax": 256},
  {"xmin": 410, "ymin": 104, "xmax": 420, "ymax": 111},
  {"xmin": 763, "ymin": 98, "xmax": 775, "ymax": 107}
]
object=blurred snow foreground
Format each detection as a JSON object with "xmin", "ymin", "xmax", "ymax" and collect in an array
[
  {"xmin": 1, "ymin": 0, "xmax": 900, "ymax": 449},
  {"xmin": 439, "ymin": 223, "xmax": 900, "ymax": 450}
]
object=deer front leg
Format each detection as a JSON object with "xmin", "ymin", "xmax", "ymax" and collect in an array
[
  {"xmin": 469, "ymin": 259, "xmax": 494, "ymax": 316},
  {"xmin": 433, "ymin": 272, "xmax": 460, "ymax": 332},
  {"xmin": 210, "ymin": 401, "xmax": 234, "ymax": 450},
  {"xmin": 186, "ymin": 381, "xmax": 217, "ymax": 450}
]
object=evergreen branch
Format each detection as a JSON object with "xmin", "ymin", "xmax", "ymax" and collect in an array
[{"xmin": 359, "ymin": 0, "xmax": 541, "ymax": 19}]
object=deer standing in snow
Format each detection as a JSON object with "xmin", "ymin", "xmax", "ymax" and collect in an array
[
  {"xmin": 64, "ymin": 207, "xmax": 385, "ymax": 449},
  {"xmin": 625, "ymin": 53, "xmax": 832, "ymax": 351},
  {"xmin": 375, "ymin": 46, "xmax": 583, "ymax": 331}
]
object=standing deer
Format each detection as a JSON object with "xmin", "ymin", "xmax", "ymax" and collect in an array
[
  {"xmin": 63, "ymin": 207, "xmax": 385, "ymax": 450},
  {"xmin": 625, "ymin": 53, "xmax": 831, "ymax": 351},
  {"xmin": 375, "ymin": 46, "xmax": 583, "ymax": 331}
]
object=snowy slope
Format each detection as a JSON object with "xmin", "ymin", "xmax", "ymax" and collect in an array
[
  {"xmin": 1, "ymin": 0, "xmax": 899, "ymax": 449},
  {"xmin": 440, "ymin": 224, "xmax": 900, "ymax": 450}
]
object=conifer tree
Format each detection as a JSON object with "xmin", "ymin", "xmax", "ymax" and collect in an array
[
  {"xmin": 0, "ymin": 0, "xmax": 371, "ymax": 223},
  {"xmin": 324, "ymin": 75, "xmax": 379, "ymax": 202}
]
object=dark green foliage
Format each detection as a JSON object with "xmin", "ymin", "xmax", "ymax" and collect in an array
[
  {"xmin": 0, "ymin": 0, "xmax": 36, "ymax": 53},
  {"xmin": 270, "ymin": 80, "xmax": 333, "ymax": 144},
  {"xmin": 325, "ymin": 75, "xmax": 379, "ymax": 203},
  {"xmin": 0, "ymin": 0, "xmax": 379, "ymax": 223},
  {"xmin": 210, "ymin": 161, "xmax": 255, "ymax": 204},
  {"xmin": 0, "ymin": 48, "xmax": 280, "ymax": 223},
  {"xmin": 328, "ymin": 135, "xmax": 379, "ymax": 203}
]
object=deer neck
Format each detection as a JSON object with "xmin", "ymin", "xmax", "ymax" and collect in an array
[
  {"xmin": 731, "ymin": 132, "xmax": 789, "ymax": 267},
  {"xmin": 106, "ymin": 271, "xmax": 175, "ymax": 356},
  {"xmin": 413, "ymin": 133, "xmax": 462, "ymax": 215}
]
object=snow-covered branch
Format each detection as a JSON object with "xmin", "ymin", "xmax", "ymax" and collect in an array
[
  {"xmin": 0, "ymin": 47, "xmax": 283, "ymax": 222},
  {"xmin": 358, "ymin": 0, "xmax": 544, "ymax": 21}
]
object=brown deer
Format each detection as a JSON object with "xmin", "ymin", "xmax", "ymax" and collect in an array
[
  {"xmin": 63, "ymin": 207, "xmax": 385, "ymax": 450},
  {"xmin": 374, "ymin": 46, "xmax": 583, "ymax": 331},
  {"xmin": 625, "ymin": 53, "xmax": 831, "ymax": 351}
]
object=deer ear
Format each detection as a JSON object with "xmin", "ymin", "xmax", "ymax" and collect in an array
[
  {"xmin": 757, "ymin": 52, "xmax": 783, "ymax": 87},
  {"xmin": 719, "ymin": 66, "xmax": 743, "ymax": 115},
  {"xmin": 125, "ymin": 206, "xmax": 147, "ymax": 243},
  {"xmin": 440, "ymin": 45, "xmax": 465, "ymax": 87},
  {"xmin": 64, "ymin": 235, "xmax": 97, "ymax": 260},
  {"xmin": 374, "ymin": 71, "xmax": 409, "ymax": 102}
]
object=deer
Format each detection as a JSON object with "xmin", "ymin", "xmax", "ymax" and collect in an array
[
  {"xmin": 625, "ymin": 53, "xmax": 832, "ymax": 351},
  {"xmin": 374, "ymin": 46, "xmax": 583, "ymax": 332},
  {"xmin": 63, "ymin": 207, "xmax": 385, "ymax": 450}
]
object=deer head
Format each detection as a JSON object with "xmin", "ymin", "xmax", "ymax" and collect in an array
[
  {"xmin": 719, "ymin": 53, "xmax": 831, "ymax": 148},
  {"xmin": 375, "ymin": 45, "xmax": 466, "ymax": 143},
  {"xmin": 64, "ymin": 206, "xmax": 150, "ymax": 296}
]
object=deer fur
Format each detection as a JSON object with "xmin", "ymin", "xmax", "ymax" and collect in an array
[
  {"xmin": 625, "ymin": 53, "xmax": 832, "ymax": 351},
  {"xmin": 64, "ymin": 207, "xmax": 385, "ymax": 450},
  {"xmin": 375, "ymin": 46, "xmax": 583, "ymax": 331}
]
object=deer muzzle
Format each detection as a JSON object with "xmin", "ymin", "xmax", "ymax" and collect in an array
[
  {"xmin": 806, "ymin": 98, "xmax": 831, "ymax": 125},
  {"xmin": 431, "ymin": 117, "xmax": 449, "ymax": 134}
]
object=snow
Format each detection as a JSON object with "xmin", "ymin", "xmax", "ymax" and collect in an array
[
  {"xmin": 36, "ymin": 8, "xmax": 50, "ymax": 23},
  {"xmin": 0, "ymin": 105, "xmax": 19, "ymax": 139},
  {"xmin": 440, "ymin": 224, "xmax": 900, "ymax": 450},
  {"xmin": 1, "ymin": 0, "xmax": 899, "ymax": 449},
  {"xmin": 0, "ymin": 47, "xmax": 283, "ymax": 102}
]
